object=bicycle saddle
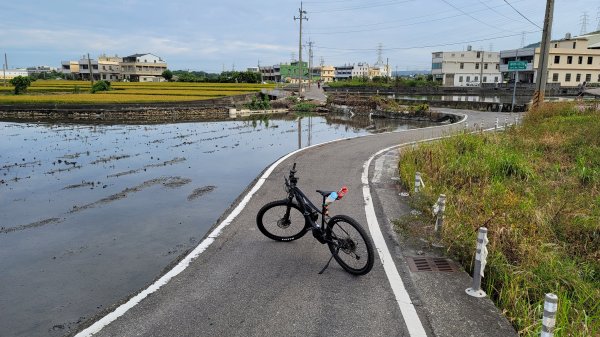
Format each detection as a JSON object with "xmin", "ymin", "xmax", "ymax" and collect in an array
[{"xmin": 316, "ymin": 190, "xmax": 335, "ymax": 197}]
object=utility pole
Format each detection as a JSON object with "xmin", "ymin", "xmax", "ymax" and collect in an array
[
  {"xmin": 3, "ymin": 53, "xmax": 7, "ymax": 87},
  {"xmin": 294, "ymin": 2, "xmax": 307, "ymax": 97},
  {"xmin": 308, "ymin": 40, "xmax": 314, "ymax": 88},
  {"xmin": 258, "ymin": 60, "xmax": 263, "ymax": 83},
  {"xmin": 479, "ymin": 50, "xmax": 484, "ymax": 88},
  {"xmin": 87, "ymin": 53, "xmax": 94, "ymax": 86},
  {"xmin": 532, "ymin": 0, "xmax": 554, "ymax": 109}
]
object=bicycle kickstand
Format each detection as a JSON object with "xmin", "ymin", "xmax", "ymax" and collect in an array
[{"xmin": 318, "ymin": 247, "xmax": 339, "ymax": 274}]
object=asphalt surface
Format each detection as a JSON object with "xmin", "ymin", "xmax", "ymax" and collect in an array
[{"xmin": 76, "ymin": 108, "xmax": 517, "ymax": 337}]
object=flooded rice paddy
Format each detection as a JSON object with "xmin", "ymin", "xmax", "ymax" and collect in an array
[{"xmin": 0, "ymin": 114, "xmax": 433, "ymax": 337}]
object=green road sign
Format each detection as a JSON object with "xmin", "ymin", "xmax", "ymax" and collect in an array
[{"xmin": 508, "ymin": 61, "xmax": 528, "ymax": 70}]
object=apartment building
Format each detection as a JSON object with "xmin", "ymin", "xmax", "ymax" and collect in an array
[
  {"xmin": 500, "ymin": 32, "xmax": 600, "ymax": 87},
  {"xmin": 334, "ymin": 65, "xmax": 354, "ymax": 81},
  {"xmin": 431, "ymin": 47, "xmax": 501, "ymax": 87},
  {"xmin": 60, "ymin": 61, "xmax": 80, "ymax": 78},
  {"xmin": 121, "ymin": 53, "xmax": 167, "ymax": 82},
  {"xmin": 98, "ymin": 55, "xmax": 122, "ymax": 81},
  {"xmin": 320, "ymin": 65, "xmax": 335, "ymax": 83},
  {"xmin": 259, "ymin": 65, "xmax": 281, "ymax": 82},
  {"xmin": 351, "ymin": 63, "xmax": 370, "ymax": 79}
]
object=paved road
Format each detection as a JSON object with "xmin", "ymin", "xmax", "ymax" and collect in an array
[{"xmin": 76, "ymin": 109, "xmax": 511, "ymax": 337}]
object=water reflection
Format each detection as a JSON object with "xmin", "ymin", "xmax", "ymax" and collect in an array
[{"xmin": 0, "ymin": 114, "xmax": 435, "ymax": 337}]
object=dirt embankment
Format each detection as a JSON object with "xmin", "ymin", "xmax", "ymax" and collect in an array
[
  {"xmin": 327, "ymin": 94, "xmax": 461, "ymax": 123},
  {"xmin": 0, "ymin": 93, "xmax": 258, "ymax": 123}
]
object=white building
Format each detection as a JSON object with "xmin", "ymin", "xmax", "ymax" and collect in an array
[
  {"xmin": 1, "ymin": 69, "xmax": 29, "ymax": 80},
  {"xmin": 431, "ymin": 47, "xmax": 501, "ymax": 87},
  {"xmin": 351, "ymin": 62, "xmax": 370, "ymax": 79}
]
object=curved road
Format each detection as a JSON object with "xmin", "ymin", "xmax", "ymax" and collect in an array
[{"xmin": 75, "ymin": 109, "xmax": 510, "ymax": 337}]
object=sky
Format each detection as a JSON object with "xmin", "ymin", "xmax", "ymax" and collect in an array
[{"xmin": 1, "ymin": 0, "xmax": 597, "ymax": 72}]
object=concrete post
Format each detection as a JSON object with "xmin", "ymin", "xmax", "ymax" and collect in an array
[
  {"xmin": 495, "ymin": 117, "xmax": 499, "ymax": 130},
  {"xmin": 541, "ymin": 293, "xmax": 558, "ymax": 337},
  {"xmin": 434, "ymin": 194, "xmax": 446, "ymax": 235},
  {"xmin": 414, "ymin": 172, "xmax": 422, "ymax": 193},
  {"xmin": 504, "ymin": 117, "xmax": 508, "ymax": 128},
  {"xmin": 466, "ymin": 227, "xmax": 488, "ymax": 298}
]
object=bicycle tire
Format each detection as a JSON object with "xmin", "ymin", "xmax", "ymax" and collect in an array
[
  {"xmin": 256, "ymin": 200, "xmax": 309, "ymax": 242},
  {"xmin": 326, "ymin": 215, "xmax": 375, "ymax": 275}
]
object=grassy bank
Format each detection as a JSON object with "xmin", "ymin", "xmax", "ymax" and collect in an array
[
  {"xmin": 398, "ymin": 102, "xmax": 599, "ymax": 336},
  {"xmin": 0, "ymin": 80, "xmax": 275, "ymax": 104}
]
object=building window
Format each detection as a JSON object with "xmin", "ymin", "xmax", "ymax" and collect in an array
[
  {"xmin": 474, "ymin": 76, "xmax": 479, "ymax": 82},
  {"xmin": 554, "ymin": 43, "xmax": 558, "ymax": 48},
  {"xmin": 475, "ymin": 63, "xmax": 480, "ymax": 70},
  {"xmin": 476, "ymin": 51, "xmax": 481, "ymax": 58},
  {"xmin": 552, "ymin": 73, "xmax": 559, "ymax": 81},
  {"xmin": 578, "ymin": 56, "xmax": 583, "ymax": 64},
  {"xmin": 460, "ymin": 63, "xmax": 464, "ymax": 69},
  {"xmin": 565, "ymin": 73, "xmax": 571, "ymax": 82},
  {"xmin": 484, "ymin": 63, "xmax": 488, "ymax": 70},
  {"xmin": 586, "ymin": 74, "xmax": 591, "ymax": 82},
  {"xmin": 466, "ymin": 76, "xmax": 471, "ymax": 82},
  {"xmin": 576, "ymin": 74, "xmax": 581, "ymax": 82},
  {"xmin": 573, "ymin": 42, "xmax": 576, "ymax": 49},
  {"xmin": 494, "ymin": 76, "xmax": 498, "ymax": 83},
  {"xmin": 459, "ymin": 76, "xmax": 463, "ymax": 82},
  {"xmin": 451, "ymin": 53, "xmax": 455, "ymax": 57},
  {"xmin": 554, "ymin": 55, "xmax": 560, "ymax": 64},
  {"xmin": 483, "ymin": 76, "xmax": 487, "ymax": 83},
  {"xmin": 567, "ymin": 56, "xmax": 573, "ymax": 64},
  {"xmin": 588, "ymin": 57, "xmax": 593, "ymax": 65},
  {"xmin": 461, "ymin": 54, "xmax": 464, "ymax": 57},
  {"xmin": 496, "ymin": 64, "xmax": 499, "ymax": 70}
]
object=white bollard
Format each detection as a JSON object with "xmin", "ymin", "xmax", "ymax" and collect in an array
[
  {"xmin": 495, "ymin": 117, "xmax": 499, "ymax": 130},
  {"xmin": 504, "ymin": 117, "xmax": 508, "ymax": 128},
  {"xmin": 466, "ymin": 227, "xmax": 489, "ymax": 298},
  {"xmin": 434, "ymin": 194, "xmax": 446, "ymax": 233},
  {"xmin": 541, "ymin": 293, "xmax": 558, "ymax": 337},
  {"xmin": 414, "ymin": 172, "xmax": 422, "ymax": 193}
]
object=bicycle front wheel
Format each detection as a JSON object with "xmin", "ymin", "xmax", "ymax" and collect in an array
[
  {"xmin": 256, "ymin": 200, "xmax": 309, "ymax": 242},
  {"xmin": 326, "ymin": 215, "xmax": 374, "ymax": 275}
]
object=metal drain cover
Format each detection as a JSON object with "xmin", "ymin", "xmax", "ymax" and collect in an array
[{"xmin": 406, "ymin": 257, "xmax": 459, "ymax": 272}]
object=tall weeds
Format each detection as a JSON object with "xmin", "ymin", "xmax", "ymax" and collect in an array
[{"xmin": 399, "ymin": 102, "xmax": 599, "ymax": 336}]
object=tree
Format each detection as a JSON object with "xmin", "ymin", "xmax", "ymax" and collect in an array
[
  {"xmin": 9, "ymin": 76, "xmax": 32, "ymax": 95},
  {"xmin": 90, "ymin": 80, "xmax": 111, "ymax": 93},
  {"xmin": 162, "ymin": 69, "xmax": 173, "ymax": 81}
]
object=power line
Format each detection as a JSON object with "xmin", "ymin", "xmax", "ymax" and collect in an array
[
  {"xmin": 440, "ymin": 0, "xmax": 513, "ymax": 33},
  {"xmin": 502, "ymin": 0, "xmax": 542, "ymax": 29},
  {"xmin": 313, "ymin": 30, "xmax": 540, "ymax": 52},
  {"xmin": 308, "ymin": 0, "xmax": 414, "ymax": 14}
]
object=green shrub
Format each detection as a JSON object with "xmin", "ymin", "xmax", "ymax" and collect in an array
[
  {"xmin": 9, "ymin": 76, "xmax": 32, "ymax": 95},
  {"xmin": 90, "ymin": 80, "xmax": 111, "ymax": 93}
]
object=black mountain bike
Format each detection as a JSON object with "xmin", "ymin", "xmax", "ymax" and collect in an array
[{"xmin": 256, "ymin": 163, "xmax": 375, "ymax": 275}]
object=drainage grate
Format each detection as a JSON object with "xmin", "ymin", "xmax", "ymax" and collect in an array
[{"xmin": 406, "ymin": 257, "xmax": 459, "ymax": 272}]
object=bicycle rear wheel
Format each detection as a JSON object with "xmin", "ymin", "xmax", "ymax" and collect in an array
[
  {"xmin": 256, "ymin": 200, "xmax": 309, "ymax": 241},
  {"xmin": 326, "ymin": 215, "xmax": 374, "ymax": 275}
]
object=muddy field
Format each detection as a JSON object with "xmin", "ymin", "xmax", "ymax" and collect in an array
[{"xmin": 0, "ymin": 115, "xmax": 434, "ymax": 337}]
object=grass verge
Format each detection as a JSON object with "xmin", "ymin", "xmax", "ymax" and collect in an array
[{"xmin": 398, "ymin": 102, "xmax": 599, "ymax": 336}]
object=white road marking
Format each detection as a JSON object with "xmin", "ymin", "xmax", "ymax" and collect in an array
[
  {"xmin": 362, "ymin": 145, "xmax": 428, "ymax": 337},
  {"xmin": 75, "ymin": 113, "xmax": 471, "ymax": 336}
]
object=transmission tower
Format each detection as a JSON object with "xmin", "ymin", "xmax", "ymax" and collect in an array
[
  {"xmin": 320, "ymin": 57, "xmax": 324, "ymax": 67},
  {"xmin": 521, "ymin": 31, "xmax": 526, "ymax": 47},
  {"xmin": 376, "ymin": 43, "xmax": 383, "ymax": 65},
  {"xmin": 581, "ymin": 11, "xmax": 589, "ymax": 35}
]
